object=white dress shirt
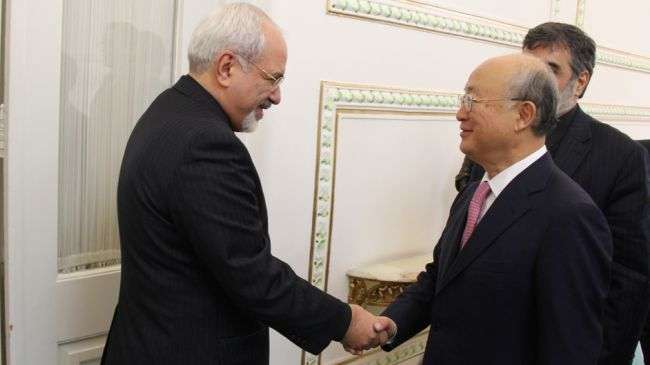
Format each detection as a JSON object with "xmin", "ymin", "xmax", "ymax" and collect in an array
[{"xmin": 479, "ymin": 145, "xmax": 548, "ymax": 220}]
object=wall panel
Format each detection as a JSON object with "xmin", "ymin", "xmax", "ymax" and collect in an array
[{"xmin": 304, "ymin": 81, "xmax": 461, "ymax": 364}]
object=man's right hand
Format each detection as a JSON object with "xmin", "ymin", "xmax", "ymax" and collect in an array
[{"xmin": 341, "ymin": 304, "xmax": 396, "ymax": 355}]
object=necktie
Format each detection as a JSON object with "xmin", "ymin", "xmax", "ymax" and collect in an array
[{"xmin": 460, "ymin": 181, "xmax": 491, "ymax": 248}]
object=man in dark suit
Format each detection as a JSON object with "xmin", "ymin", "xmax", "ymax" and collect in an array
[
  {"xmin": 381, "ymin": 53, "xmax": 612, "ymax": 364},
  {"xmin": 637, "ymin": 139, "xmax": 650, "ymax": 364},
  {"xmin": 456, "ymin": 22, "xmax": 650, "ymax": 364},
  {"xmin": 101, "ymin": 4, "xmax": 395, "ymax": 364}
]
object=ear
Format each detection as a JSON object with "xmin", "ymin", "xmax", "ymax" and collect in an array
[
  {"xmin": 514, "ymin": 101, "xmax": 537, "ymax": 132},
  {"xmin": 213, "ymin": 51, "xmax": 237, "ymax": 87},
  {"xmin": 575, "ymin": 70, "xmax": 590, "ymax": 99}
]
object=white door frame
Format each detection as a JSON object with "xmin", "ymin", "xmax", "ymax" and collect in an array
[
  {"xmin": 4, "ymin": 0, "xmax": 62, "ymax": 362},
  {"xmin": 1, "ymin": 0, "xmax": 205, "ymax": 363}
]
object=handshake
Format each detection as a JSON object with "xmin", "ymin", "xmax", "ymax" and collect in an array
[{"xmin": 341, "ymin": 304, "xmax": 397, "ymax": 355}]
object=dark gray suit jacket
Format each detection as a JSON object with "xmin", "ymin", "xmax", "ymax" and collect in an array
[
  {"xmin": 383, "ymin": 153, "xmax": 612, "ymax": 364},
  {"xmin": 101, "ymin": 76, "xmax": 351, "ymax": 365}
]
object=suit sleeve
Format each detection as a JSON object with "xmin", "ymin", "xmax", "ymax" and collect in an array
[
  {"xmin": 380, "ymin": 184, "xmax": 473, "ymax": 351},
  {"xmin": 600, "ymin": 144, "xmax": 650, "ymax": 360},
  {"xmin": 170, "ymin": 128, "xmax": 351, "ymax": 354},
  {"xmin": 535, "ymin": 201, "xmax": 612, "ymax": 365},
  {"xmin": 380, "ymin": 243, "xmax": 440, "ymax": 351}
]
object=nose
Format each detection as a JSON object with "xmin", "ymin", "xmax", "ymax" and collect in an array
[
  {"xmin": 269, "ymin": 86, "xmax": 282, "ymax": 105},
  {"xmin": 456, "ymin": 105, "xmax": 468, "ymax": 122}
]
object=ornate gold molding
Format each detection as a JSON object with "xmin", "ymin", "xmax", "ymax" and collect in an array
[
  {"xmin": 582, "ymin": 102, "xmax": 650, "ymax": 120},
  {"xmin": 326, "ymin": 0, "xmax": 650, "ymax": 74},
  {"xmin": 348, "ymin": 276, "xmax": 408, "ymax": 309},
  {"xmin": 327, "ymin": 0, "xmax": 525, "ymax": 47}
]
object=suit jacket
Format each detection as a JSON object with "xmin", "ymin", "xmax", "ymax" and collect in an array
[
  {"xmin": 101, "ymin": 76, "xmax": 351, "ymax": 365},
  {"xmin": 463, "ymin": 105, "xmax": 650, "ymax": 364},
  {"xmin": 382, "ymin": 153, "xmax": 612, "ymax": 365},
  {"xmin": 636, "ymin": 139, "xmax": 650, "ymax": 364}
]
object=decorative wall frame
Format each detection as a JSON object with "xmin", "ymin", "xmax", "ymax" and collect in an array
[
  {"xmin": 303, "ymin": 81, "xmax": 459, "ymax": 365},
  {"xmin": 551, "ymin": 0, "xmax": 562, "ymax": 19},
  {"xmin": 326, "ymin": 0, "xmax": 650, "ymax": 74},
  {"xmin": 575, "ymin": 0, "xmax": 586, "ymax": 28},
  {"xmin": 327, "ymin": 0, "xmax": 525, "ymax": 47},
  {"xmin": 582, "ymin": 103, "xmax": 650, "ymax": 120},
  {"xmin": 0, "ymin": 104, "xmax": 5, "ymax": 158}
]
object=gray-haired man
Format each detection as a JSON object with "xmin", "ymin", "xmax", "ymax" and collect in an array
[
  {"xmin": 456, "ymin": 22, "xmax": 650, "ymax": 364},
  {"xmin": 101, "ymin": 3, "xmax": 394, "ymax": 364}
]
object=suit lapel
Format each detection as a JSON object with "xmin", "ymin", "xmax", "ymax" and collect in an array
[
  {"xmin": 436, "ymin": 154, "xmax": 552, "ymax": 295},
  {"xmin": 550, "ymin": 105, "xmax": 592, "ymax": 177},
  {"xmin": 249, "ymin": 165, "xmax": 269, "ymax": 235},
  {"xmin": 436, "ymin": 186, "xmax": 473, "ymax": 289},
  {"xmin": 174, "ymin": 75, "xmax": 270, "ymax": 236}
]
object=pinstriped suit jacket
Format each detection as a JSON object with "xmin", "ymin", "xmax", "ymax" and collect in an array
[{"xmin": 101, "ymin": 76, "xmax": 351, "ymax": 365}]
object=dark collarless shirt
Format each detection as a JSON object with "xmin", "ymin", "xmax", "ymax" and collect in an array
[{"xmin": 547, "ymin": 105, "xmax": 579, "ymax": 154}]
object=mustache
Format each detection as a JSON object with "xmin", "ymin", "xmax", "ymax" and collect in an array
[{"xmin": 259, "ymin": 100, "xmax": 272, "ymax": 109}]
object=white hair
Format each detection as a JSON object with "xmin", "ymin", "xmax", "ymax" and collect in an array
[{"xmin": 188, "ymin": 3, "xmax": 271, "ymax": 74}]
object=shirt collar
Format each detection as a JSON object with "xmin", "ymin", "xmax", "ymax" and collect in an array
[{"xmin": 481, "ymin": 145, "xmax": 548, "ymax": 198}]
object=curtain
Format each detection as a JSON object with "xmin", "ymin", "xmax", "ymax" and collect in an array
[{"xmin": 58, "ymin": 0, "xmax": 175, "ymax": 273}]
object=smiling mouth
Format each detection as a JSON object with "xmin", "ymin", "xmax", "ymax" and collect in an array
[
  {"xmin": 254, "ymin": 102, "xmax": 272, "ymax": 121},
  {"xmin": 460, "ymin": 128, "xmax": 472, "ymax": 137}
]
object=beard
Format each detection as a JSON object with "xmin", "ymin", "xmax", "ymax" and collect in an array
[
  {"xmin": 240, "ymin": 100, "xmax": 273, "ymax": 133},
  {"xmin": 557, "ymin": 77, "xmax": 578, "ymax": 116},
  {"xmin": 240, "ymin": 111, "xmax": 259, "ymax": 133}
]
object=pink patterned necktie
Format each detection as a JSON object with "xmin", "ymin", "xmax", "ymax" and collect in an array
[{"xmin": 460, "ymin": 181, "xmax": 492, "ymax": 248}]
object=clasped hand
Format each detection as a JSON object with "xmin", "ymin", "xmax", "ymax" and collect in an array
[{"xmin": 341, "ymin": 304, "xmax": 397, "ymax": 355}]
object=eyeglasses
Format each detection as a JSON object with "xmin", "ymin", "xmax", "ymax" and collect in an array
[
  {"xmin": 234, "ymin": 52, "xmax": 284, "ymax": 88},
  {"xmin": 458, "ymin": 94, "xmax": 523, "ymax": 112}
]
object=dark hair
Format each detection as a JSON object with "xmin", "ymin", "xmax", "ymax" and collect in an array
[
  {"xmin": 523, "ymin": 22, "xmax": 596, "ymax": 97},
  {"xmin": 508, "ymin": 65, "xmax": 559, "ymax": 136}
]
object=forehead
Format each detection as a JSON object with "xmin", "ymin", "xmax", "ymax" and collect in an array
[
  {"xmin": 259, "ymin": 22, "xmax": 287, "ymax": 69},
  {"xmin": 465, "ymin": 62, "xmax": 508, "ymax": 96},
  {"xmin": 525, "ymin": 45, "xmax": 572, "ymax": 66}
]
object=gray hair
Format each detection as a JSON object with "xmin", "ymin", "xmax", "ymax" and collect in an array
[
  {"xmin": 188, "ymin": 3, "xmax": 271, "ymax": 74},
  {"xmin": 507, "ymin": 65, "xmax": 559, "ymax": 136}
]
